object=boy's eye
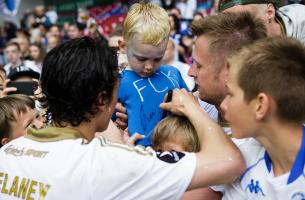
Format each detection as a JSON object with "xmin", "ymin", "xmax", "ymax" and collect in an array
[
  {"xmin": 136, "ymin": 57, "xmax": 147, "ymax": 62},
  {"xmin": 154, "ymin": 57, "xmax": 162, "ymax": 62}
]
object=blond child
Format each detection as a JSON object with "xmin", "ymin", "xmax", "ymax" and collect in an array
[
  {"xmin": 117, "ymin": 3, "xmax": 189, "ymax": 146},
  {"xmin": 152, "ymin": 115, "xmax": 200, "ymax": 152}
]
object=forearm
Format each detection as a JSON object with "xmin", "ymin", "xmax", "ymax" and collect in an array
[{"xmin": 187, "ymin": 109, "xmax": 245, "ymax": 189}]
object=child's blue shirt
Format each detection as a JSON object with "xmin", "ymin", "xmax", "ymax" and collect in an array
[{"xmin": 118, "ymin": 65, "xmax": 189, "ymax": 146}]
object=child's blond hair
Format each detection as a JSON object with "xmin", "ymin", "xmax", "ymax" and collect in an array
[
  {"xmin": 123, "ymin": 3, "xmax": 170, "ymax": 46},
  {"xmin": 152, "ymin": 115, "xmax": 200, "ymax": 152}
]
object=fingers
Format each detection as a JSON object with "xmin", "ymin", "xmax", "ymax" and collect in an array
[
  {"xmin": 116, "ymin": 102, "xmax": 126, "ymax": 113},
  {"xmin": 160, "ymin": 89, "xmax": 199, "ymax": 116},
  {"xmin": 126, "ymin": 133, "xmax": 144, "ymax": 146}
]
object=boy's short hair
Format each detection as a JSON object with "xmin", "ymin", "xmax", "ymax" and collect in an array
[
  {"xmin": 123, "ymin": 3, "xmax": 170, "ymax": 46},
  {"xmin": 0, "ymin": 94, "xmax": 35, "ymax": 146},
  {"xmin": 152, "ymin": 116, "xmax": 200, "ymax": 152},
  {"xmin": 5, "ymin": 42, "xmax": 21, "ymax": 51},
  {"xmin": 229, "ymin": 37, "xmax": 305, "ymax": 123},
  {"xmin": 190, "ymin": 12, "xmax": 267, "ymax": 72}
]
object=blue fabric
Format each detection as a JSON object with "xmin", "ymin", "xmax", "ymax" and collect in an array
[
  {"xmin": 118, "ymin": 66, "xmax": 189, "ymax": 146},
  {"xmin": 264, "ymin": 125, "xmax": 305, "ymax": 184},
  {"xmin": 5, "ymin": 0, "xmax": 15, "ymax": 12}
]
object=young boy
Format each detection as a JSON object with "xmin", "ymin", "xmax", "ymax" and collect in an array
[
  {"xmin": 118, "ymin": 3, "xmax": 189, "ymax": 146},
  {"xmin": 219, "ymin": 37, "xmax": 305, "ymax": 199},
  {"xmin": 152, "ymin": 115, "xmax": 200, "ymax": 152},
  {"xmin": 0, "ymin": 94, "xmax": 44, "ymax": 147}
]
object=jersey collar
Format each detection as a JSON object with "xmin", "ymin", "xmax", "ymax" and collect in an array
[
  {"xmin": 264, "ymin": 125, "xmax": 305, "ymax": 184},
  {"xmin": 25, "ymin": 127, "xmax": 86, "ymax": 142}
]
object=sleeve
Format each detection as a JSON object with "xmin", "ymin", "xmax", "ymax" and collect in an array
[{"xmin": 89, "ymin": 141, "xmax": 197, "ymax": 200}]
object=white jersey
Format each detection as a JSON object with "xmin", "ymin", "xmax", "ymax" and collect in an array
[
  {"xmin": 0, "ymin": 127, "xmax": 196, "ymax": 200},
  {"xmin": 213, "ymin": 125, "xmax": 305, "ymax": 200}
]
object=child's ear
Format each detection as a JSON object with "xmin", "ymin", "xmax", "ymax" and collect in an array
[
  {"xmin": 1, "ymin": 137, "xmax": 9, "ymax": 146},
  {"xmin": 255, "ymin": 93, "xmax": 271, "ymax": 121},
  {"xmin": 118, "ymin": 39, "xmax": 126, "ymax": 54}
]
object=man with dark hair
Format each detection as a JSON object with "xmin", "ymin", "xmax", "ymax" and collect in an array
[
  {"xmin": 218, "ymin": 0, "xmax": 305, "ymax": 45},
  {"xmin": 0, "ymin": 37, "xmax": 244, "ymax": 199}
]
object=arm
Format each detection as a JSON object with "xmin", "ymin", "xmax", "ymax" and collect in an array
[{"xmin": 160, "ymin": 89, "xmax": 245, "ymax": 190}]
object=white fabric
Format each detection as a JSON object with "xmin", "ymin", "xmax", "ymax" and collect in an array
[
  {"xmin": 0, "ymin": 136, "xmax": 196, "ymax": 200},
  {"xmin": 212, "ymin": 138, "xmax": 305, "ymax": 200},
  {"xmin": 278, "ymin": 4, "xmax": 305, "ymax": 46},
  {"xmin": 4, "ymin": 60, "xmax": 41, "ymax": 75}
]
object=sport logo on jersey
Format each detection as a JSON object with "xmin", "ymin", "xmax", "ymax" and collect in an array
[
  {"xmin": 246, "ymin": 179, "xmax": 265, "ymax": 196},
  {"xmin": 291, "ymin": 191, "xmax": 305, "ymax": 200},
  {"xmin": 156, "ymin": 151, "xmax": 185, "ymax": 163}
]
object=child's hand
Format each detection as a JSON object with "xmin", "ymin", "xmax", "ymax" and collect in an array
[{"xmin": 114, "ymin": 102, "xmax": 128, "ymax": 130}]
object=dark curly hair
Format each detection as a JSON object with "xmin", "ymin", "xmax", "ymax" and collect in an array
[{"xmin": 40, "ymin": 36, "xmax": 119, "ymax": 127}]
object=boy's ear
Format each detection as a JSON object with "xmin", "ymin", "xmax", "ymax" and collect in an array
[
  {"xmin": 1, "ymin": 137, "xmax": 9, "ymax": 146},
  {"xmin": 118, "ymin": 39, "xmax": 126, "ymax": 54},
  {"xmin": 254, "ymin": 93, "xmax": 271, "ymax": 121}
]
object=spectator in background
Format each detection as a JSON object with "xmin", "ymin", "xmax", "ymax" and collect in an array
[
  {"xmin": 3, "ymin": 21, "xmax": 17, "ymax": 42},
  {"xmin": 162, "ymin": 38, "xmax": 195, "ymax": 91},
  {"xmin": 48, "ymin": 24, "xmax": 61, "ymax": 39},
  {"xmin": 176, "ymin": 0, "xmax": 197, "ymax": 20},
  {"xmin": 33, "ymin": 5, "xmax": 51, "ymax": 29},
  {"xmin": 4, "ymin": 42, "xmax": 40, "ymax": 76},
  {"xmin": 46, "ymin": 35, "xmax": 60, "ymax": 52},
  {"xmin": 29, "ymin": 42, "xmax": 45, "ymax": 71},
  {"xmin": 68, "ymin": 24, "xmax": 83, "ymax": 40},
  {"xmin": 16, "ymin": 35, "xmax": 31, "ymax": 60},
  {"xmin": 46, "ymin": 5, "xmax": 58, "ymax": 25}
]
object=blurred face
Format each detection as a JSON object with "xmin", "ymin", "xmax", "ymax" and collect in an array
[
  {"xmin": 47, "ymin": 36, "xmax": 59, "ymax": 50},
  {"xmin": 188, "ymin": 35, "xmax": 227, "ymax": 106},
  {"xmin": 126, "ymin": 36, "xmax": 167, "ymax": 77},
  {"xmin": 49, "ymin": 26, "xmax": 60, "ymax": 37},
  {"xmin": 161, "ymin": 40, "xmax": 175, "ymax": 64},
  {"xmin": 29, "ymin": 45, "xmax": 40, "ymax": 61},
  {"xmin": 17, "ymin": 37, "xmax": 30, "ymax": 55},
  {"xmin": 220, "ymin": 66, "xmax": 256, "ymax": 138},
  {"xmin": 68, "ymin": 26, "xmax": 81, "ymax": 39},
  {"xmin": 158, "ymin": 137, "xmax": 186, "ymax": 152},
  {"xmin": 5, "ymin": 45, "xmax": 21, "ymax": 64}
]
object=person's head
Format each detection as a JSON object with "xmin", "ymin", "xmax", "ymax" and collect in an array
[
  {"xmin": 49, "ymin": 24, "xmax": 61, "ymax": 38},
  {"xmin": 152, "ymin": 115, "xmax": 200, "ymax": 152},
  {"xmin": 219, "ymin": 0, "xmax": 278, "ymax": 37},
  {"xmin": 0, "ymin": 94, "xmax": 43, "ymax": 147},
  {"xmin": 17, "ymin": 36, "xmax": 30, "ymax": 58},
  {"xmin": 221, "ymin": 37, "xmax": 305, "ymax": 138},
  {"xmin": 193, "ymin": 12, "xmax": 204, "ymax": 21},
  {"xmin": 68, "ymin": 24, "xmax": 82, "ymax": 39},
  {"xmin": 188, "ymin": 12, "xmax": 267, "ymax": 107},
  {"xmin": 122, "ymin": 3, "xmax": 170, "ymax": 77},
  {"xmin": 47, "ymin": 35, "xmax": 60, "ymax": 51},
  {"xmin": 169, "ymin": 14, "xmax": 181, "ymax": 34},
  {"xmin": 4, "ymin": 42, "xmax": 22, "ymax": 65},
  {"xmin": 29, "ymin": 42, "xmax": 45, "ymax": 63},
  {"xmin": 108, "ymin": 24, "xmax": 124, "ymax": 48},
  {"xmin": 161, "ymin": 38, "xmax": 176, "ymax": 64},
  {"xmin": 40, "ymin": 37, "xmax": 119, "ymax": 133}
]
